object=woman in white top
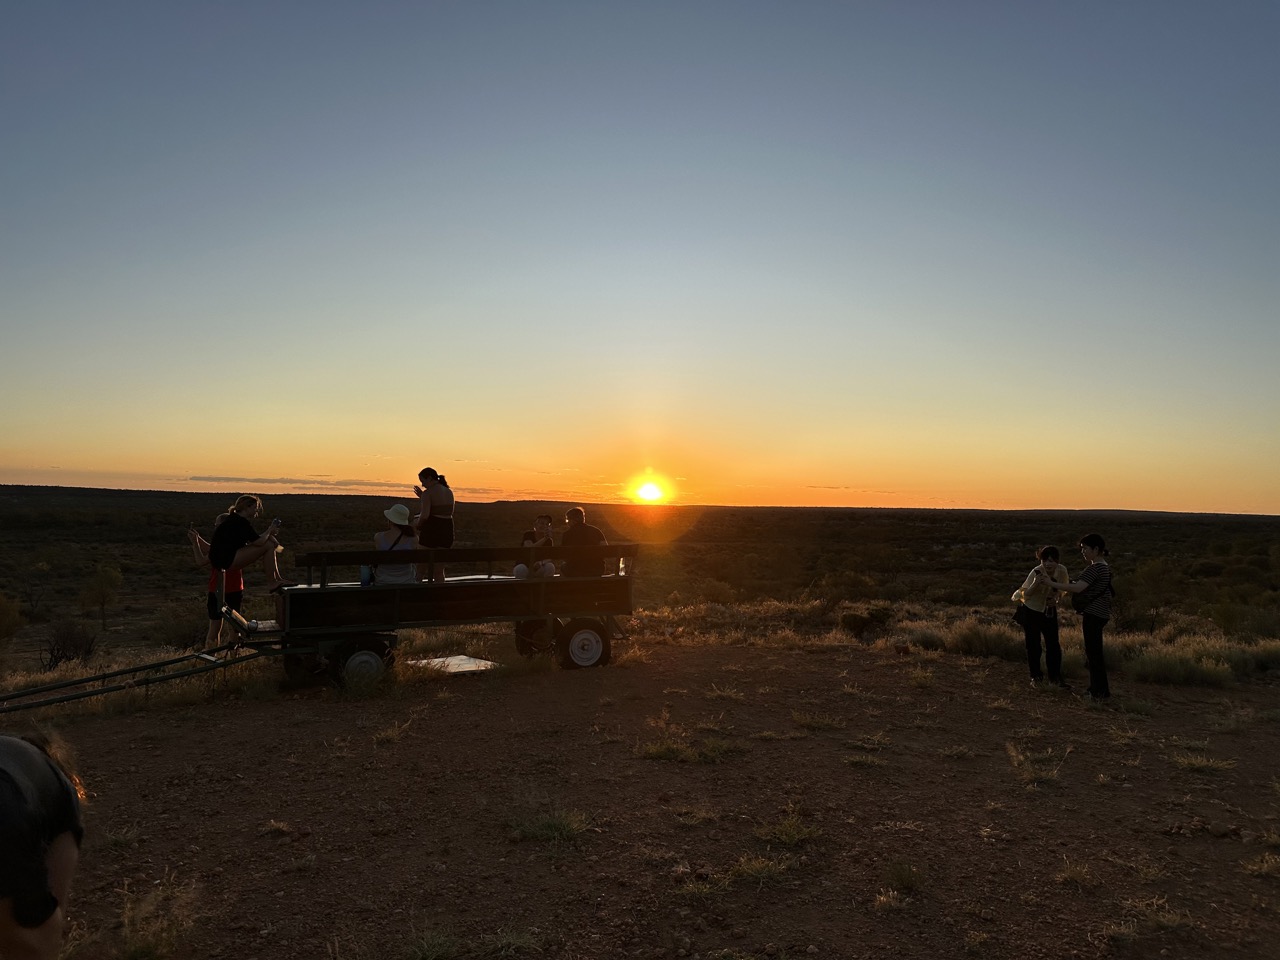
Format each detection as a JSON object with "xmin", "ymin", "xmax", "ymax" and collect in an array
[
  {"xmin": 373, "ymin": 504, "xmax": 419, "ymax": 585},
  {"xmin": 1012, "ymin": 545, "xmax": 1071, "ymax": 687}
]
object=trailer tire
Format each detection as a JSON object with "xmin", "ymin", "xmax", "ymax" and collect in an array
[
  {"xmin": 332, "ymin": 637, "xmax": 394, "ymax": 687},
  {"xmin": 556, "ymin": 619, "xmax": 611, "ymax": 669}
]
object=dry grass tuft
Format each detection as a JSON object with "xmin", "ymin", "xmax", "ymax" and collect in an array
[
  {"xmin": 1006, "ymin": 742, "xmax": 1072, "ymax": 787},
  {"xmin": 117, "ymin": 871, "xmax": 197, "ymax": 959},
  {"xmin": 1171, "ymin": 752, "xmax": 1236, "ymax": 774},
  {"xmin": 754, "ymin": 807, "xmax": 822, "ymax": 847},
  {"xmin": 705, "ymin": 682, "xmax": 745, "ymax": 702},
  {"xmin": 790, "ymin": 710, "xmax": 846, "ymax": 731},
  {"xmin": 1055, "ymin": 857, "xmax": 1098, "ymax": 891}
]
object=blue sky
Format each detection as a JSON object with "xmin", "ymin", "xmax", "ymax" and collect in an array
[{"xmin": 2, "ymin": 2, "xmax": 1277, "ymax": 512}]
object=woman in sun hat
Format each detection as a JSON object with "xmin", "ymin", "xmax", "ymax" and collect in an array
[{"xmin": 372, "ymin": 504, "xmax": 419, "ymax": 585}]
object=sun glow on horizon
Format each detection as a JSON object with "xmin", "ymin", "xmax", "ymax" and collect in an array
[
  {"xmin": 627, "ymin": 470, "xmax": 674, "ymax": 504},
  {"xmin": 636, "ymin": 482, "xmax": 663, "ymax": 502}
]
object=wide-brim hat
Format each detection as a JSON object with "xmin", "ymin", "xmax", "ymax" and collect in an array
[{"xmin": 384, "ymin": 504, "xmax": 412, "ymax": 526}]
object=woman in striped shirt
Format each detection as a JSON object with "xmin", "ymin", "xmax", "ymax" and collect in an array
[{"xmin": 1038, "ymin": 533, "xmax": 1113, "ymax": 700}]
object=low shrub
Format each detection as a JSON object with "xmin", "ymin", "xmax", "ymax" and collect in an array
[
  {"xmin": 1126, "ymin": 649, "xmax": 1232, "ymax": 687},
  {"xmin": 942, "ymin": 617, "xmax": 1023, "ymax": 662},
  {"xmin": 42, "ymin": 620, "xmax": 97, "ymax": 671}
]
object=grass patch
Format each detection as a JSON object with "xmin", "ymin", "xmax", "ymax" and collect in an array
[
  {"xmin": 844, "ymin": 753, "xmax": 887, "ymax": 767},
  {"xmin": 674, "ymin": 805, "xmax": 720, "ymax": 827},
  {"xmin": 790, "ymin": 710, "xmax": 845, "ymax": 730},
  {"xmin": 754, "ymin": 809, "xmax": 822, "ymax": 847},
  {"xmin": 506, "ymin": 808, "xmax": 590, "ymax": 845},
  {"xmin": 705, "ymin": 682, "xmax": 745, "ymax": 702},
  {"xmin": 908, "ymin": 667, "xmax": 934, "ymax": 689},
  {"xmin": 1244, "ymin": 852, "xmax": 1280, "ymax": 878},
  {"xmin": 846, "ymin": 731, "xmax": 891, "ymax": 752},
  {"xmin": 725, "ymin": 853, "xmax": 791, "ymax": 889},
  {"xmin": 637, "ymin": 737, "xmax": 747, "ymax": 763},
  {"xmin": 750, "ymin": 729, "xmax": 808, "ymax": 741},
  {"xmin": 117, "ymin": 872, "xmax": 196, "ymax": 960},
  {"xmin": 1006, "ymin": 742, "xmax": 1072, "ymax": 787},
  {"xmin": 882, "ymin": 861, "xmax": 922, "ymax": 895},
  {"xmin": 404, "ymin": 930, "xmax": 462, "ymax": 960},
  {"xmin": 1055, "ymin": 857, "xmax": 1098, "ymax": 891},
  {"xmin": 1171, "ymin": 752, "xmax": 1236, "ymax": 774}
]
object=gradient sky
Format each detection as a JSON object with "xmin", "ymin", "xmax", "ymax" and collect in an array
[{"xmin": 2, "ymin": 2, "xmax": 1277, "ymax": 513}]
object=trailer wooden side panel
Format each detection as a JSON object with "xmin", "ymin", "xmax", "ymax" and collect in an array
[{"xmin": 282, "ymin": 576, "xmax": 632, "ymax": 633}]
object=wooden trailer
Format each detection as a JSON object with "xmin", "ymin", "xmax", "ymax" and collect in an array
[{"xmin": 222, "ymin": 544, "xmax": 639, "ymax": 684}]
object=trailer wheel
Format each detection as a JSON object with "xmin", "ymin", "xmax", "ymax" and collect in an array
[
  {"xmin": 556, "ymin": 619, "xmax": 611, "ymax": 669},
  {"xmin": 333, "ymin": 638, "xmax": 394, "ymax": 687}
]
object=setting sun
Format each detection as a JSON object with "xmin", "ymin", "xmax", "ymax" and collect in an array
[
  {"xmin": 636, "ymin": 482, "xmax": 664, "ymax": 502},
  {"xmin": 627, "ymin": 470, "xmax": 674, "ymax": 504}
]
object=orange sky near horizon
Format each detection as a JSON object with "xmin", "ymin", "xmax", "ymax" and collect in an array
[{"xmin": 2, "ymin": 5, "xmax": 1277, "ymax": 518}]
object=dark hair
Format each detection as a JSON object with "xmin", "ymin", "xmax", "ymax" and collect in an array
[
  {"xmin": 418, "ymin": 467, "xmax": 449, "ymax": 488},
  {"xmin": 1079, "ymin": 533, "xmax": 1109, "ymax": 556},
  {"xmin": 1037, "ymin": 545, "xmax": 1060, "ymax": 562},
  {"xmin": 535, "ymin": 514, "xmax": 553, "ymax": 524},
  {"xmin": 566, "ymin": 507, "xmax": 585, "ymax": 522}
]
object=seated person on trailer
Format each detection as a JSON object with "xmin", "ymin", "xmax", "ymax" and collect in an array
[
  {"xmin": 560, "ymin": 506, "xmax": 607, "ymax": 577},
  {"xmin": 373, "ymin": 504, "xmax": 419, "ymax": 585},
  {"xmin": 514, "ymin": 514, "xmax": 556, "ymax": 579}
]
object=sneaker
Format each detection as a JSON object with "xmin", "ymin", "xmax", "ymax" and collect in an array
[
  {"xmin": 1051, "ymin": 679, "xmax": 1071, "ymax": 690},
  {"xmin": 1029, "ymin": 677, "xmax": 1043, "ymax": 687}
]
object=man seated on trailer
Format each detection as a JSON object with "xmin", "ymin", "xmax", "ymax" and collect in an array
[{"xmin": 559, "ymin": 507, "xmax": 607, "ymax": 577}]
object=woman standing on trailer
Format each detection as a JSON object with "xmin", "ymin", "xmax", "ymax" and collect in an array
[
  {"xmin": 188, "ymin": 513, "xmax": 245, "ymax": 646},
  {"xmin": 414, "ymin": 468, "xmax": 455, "ymax": 582}
]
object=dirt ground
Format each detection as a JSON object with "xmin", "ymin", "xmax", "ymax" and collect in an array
[{"xmin": 53, "ymin": 639, "xmax": 1280, "ymax": 959}]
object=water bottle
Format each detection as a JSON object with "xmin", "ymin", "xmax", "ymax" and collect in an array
[{"xmin": 360, "ymin": 565, "xmax": 373, "ymax": 588}]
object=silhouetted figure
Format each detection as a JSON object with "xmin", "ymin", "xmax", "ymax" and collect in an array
[
  {"xmin": 1013, "ymin": 545, "xmax": 1070, "ymax": 687},
  {"xmin": 189, "ymin": 513, "xmax": 245, "ymax": 646},
  {"xmin": 560, "ymin": 506, "xmax": 607, "ymax": 577},
  {"xmin": 373, "ymin": 504, "xmax": 419, "ymax": 585},
  {"xmin": 514, "ymin": 514, "xmax": 556, "ymax": 579},
  {"xmin": 1038, "ymin": 533, "xmax": 1114, "ymax": 700},
  {"xmin": 414, "ymin": 468, "xmax": 455, "ymax": 582},
  {"xmin": 207, "ymin": 494, "xmax": 294, "ymax": 592}
]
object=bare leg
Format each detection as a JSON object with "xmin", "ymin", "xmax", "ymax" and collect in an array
[{"xmin": 228, "ymin": 540, "xmax": 294, "ymax": 590}]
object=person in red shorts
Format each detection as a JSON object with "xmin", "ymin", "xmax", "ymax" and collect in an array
[{"xmin": 188, "ymin": 514, "xmax": 245, "ymax": 647}]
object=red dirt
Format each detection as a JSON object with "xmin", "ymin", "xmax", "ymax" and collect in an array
[{"xmin": 57, "ymin": 641, "xmax": 1280, "ymax": 959}]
